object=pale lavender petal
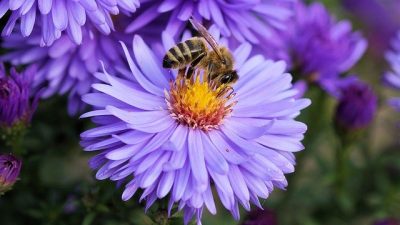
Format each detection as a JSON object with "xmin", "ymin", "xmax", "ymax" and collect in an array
[
  {"xmin": 162, "ymin": 125, "xmax": 188, "ymax": 151},
  {"xmin": 129, "ymin": 126, "xmax": 175, "ymax": 161},
  {"xmin": 93, "ymin": 83, "xmax": 165, "ymax": 110},
  {"xmin": 157, "ymin": 171, "xmax": 175, "ymax": 198},
  {"xmin": 187, "ymin": 130, "xmax": 208, "ymax": 192},
  {"xmin": 140, "ymin": 153, "xmax": 170, "ymax": 188},
  {"xmin": 136, "ymin": 150, "xmax": 166, "ymax": 174},
  {"xmin": 106, "ymin": 143, "xmax": 145, "ymax": 160},
  {"xmin": 202, "ymin": 185, "xmax": 216, "ymax": 215},
  {"xmin": 255, "ymin": 135, "xmax": 304, "ymax": 152},
  {"xmin": 133, "ymin": 35, "xmax": 169, "ymax": 88},
  {"xmin": 122, "ymin": 179, "xmax": 139, "ymax": 201},
  {"xmin": 207, "ymin": 131, "xmax": 248, "ymax": 164},
  {"xmin": 228, "ymin": 165, "xmax": 250, "ymax": 210},
  {"xmin": 9, "ymin": 0, "xmax": 25, "ymax": 10},
  {"xmin": 20, "ymin": 0, "xmax": 35, "ymax": 15},
  {"xmin": 163, "ymin": 147, "xmax": 188, "ymax": 171},
  {"xmin": 38, "ymin": 0, "xmax": 52, "ymax": 14},
  {"xmin": 52, "ymin": 0, "xmax": 68, "ymax": 30},
  {"xmin": 158, "ymin": 0, "xmax": 180, "ymax": 13},
  {"xmin": 20, "ymin": 7, "xmax": 36, "ymax": 36},
  {"xmin": 80, "ymin": 122, "xmax": 128, "ymax": 138},
  {"xmin": 172, "ymin": 162, "xmax": 190, "ymax": 201},
  {"xmin": 200, "ymin": 132, "xmax": 229, "ymax": 175},
  {"xmin": 120, "ymin": 41, "xmax": 164, "ymax": 96},
  {"xmin": 112, "ymin": 130, "xmax": 153, "ymax": 145}
]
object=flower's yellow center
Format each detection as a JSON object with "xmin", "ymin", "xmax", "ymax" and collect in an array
[{"xmin": 166, "ymin": 71, "xmax": 236, "ymax": 131}]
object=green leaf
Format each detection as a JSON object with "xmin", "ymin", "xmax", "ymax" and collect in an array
[{"xmin": 82, "ymin": 213, "xmax": 97, "ymax": 225}]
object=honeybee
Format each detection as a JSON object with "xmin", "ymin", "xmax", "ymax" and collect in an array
[{"xmin": 162, "ymin": 17, "xmax": 238, "ymax": 87}]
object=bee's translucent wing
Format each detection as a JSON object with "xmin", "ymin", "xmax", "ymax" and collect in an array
[{"xmin": 189, "ymin": 17, "xmax": 225, "ymax": 62}]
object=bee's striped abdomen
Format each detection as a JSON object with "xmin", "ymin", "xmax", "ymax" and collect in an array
[
  {"xmin": 163, "ymin": 37, "xmax": 207, "ymax": 69},
  {"xmin": 177, "ymin": 42, "xmax": 191, "ymax": 61}
]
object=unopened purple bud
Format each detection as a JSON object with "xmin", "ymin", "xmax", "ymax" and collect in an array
[
  {"xmin": 0, "ymin": 154, "xmax": 22, "ymax": 194},
  {"xmin": 335, "ymin": 80, "xmax": 377, "ymax": 130}
]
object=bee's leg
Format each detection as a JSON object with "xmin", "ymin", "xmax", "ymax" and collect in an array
[
  {"xmin": 207, "ymin": 64, "xmax": 215, "ymax": 84},
  {"xmin": 177, "ymin": 68, "xmax": 186, "ymax": 79},
  {"xmin": 186, "ymin": 52, "xmax": 206, "ymax": 79}
]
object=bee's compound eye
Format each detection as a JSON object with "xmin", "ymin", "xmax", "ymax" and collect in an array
[
  {"xmin": 220, "ymin": 71, "xmax": 238, "ymax": 84},
  {"xmin": 220, "ymin": 74, "xmax": 233, "ymax": 84}
]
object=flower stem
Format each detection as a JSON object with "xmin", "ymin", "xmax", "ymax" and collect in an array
[
  {"xmin": 334, "ymin": 137, "xmax": 352, "ymax": 213},
  {"xmin": 1, "ymin": 123, "xmax": 27, "ymax": 155},
  {"xmin": 335, "ymin": 141, "xmax": 349, "ymax": 193}
]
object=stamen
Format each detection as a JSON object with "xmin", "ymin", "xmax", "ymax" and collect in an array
[{"xmin": 166, "ymin": 70, "xmax": 236, "ymax": 131}]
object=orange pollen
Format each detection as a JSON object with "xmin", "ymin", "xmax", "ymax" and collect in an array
[{"xmin": 165, "ymin": 71, "xmax": 237, "ymax": 131}]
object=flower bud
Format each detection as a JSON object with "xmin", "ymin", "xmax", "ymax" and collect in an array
[
  {"xmin": 0, "ymin": 154, "xmax": 22, "ymax": 194},
  {"xmin": 334, "ymin": 80, "xmax": 377, "ymax": 131}
]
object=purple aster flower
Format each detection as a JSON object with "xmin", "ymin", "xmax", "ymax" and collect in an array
[
  {"xmin": 334, "ymin": 79, "xmax": 377, "ymax": 130},
  {"xmin": 126, "ymin": 0, "xmax": 296, "ymax": 45},
  {"xmin": 0, "ymin": 154, "xmax": 22, "ymax": 194},
  {"xmin": 241, "ymin": 208, "xmax": 277, "ymax": 225},
  {"xmin": 0, "ymin": 0, "xmax": 140, "ymax": 46},
  {"xmin": 272, "ymin": 1, "xmax": 367, "ymax": 96},
  {"xmin": 80, "ymin": 31, "xmax": 310, "ymax": 224},
  {"xmin": 0, "ymin": 63, "xmax": 38, "ymax": 127},
  {"xmin": 1, "ymin": 19, "xmax": 131, "ymax": 115},
  {"xmin": 383, "ymin": 31, "xmax": 400, "ymax": 112},
  {"xmin": 342, "ymin": 0, "xmax": 400, "ymax": 55}
]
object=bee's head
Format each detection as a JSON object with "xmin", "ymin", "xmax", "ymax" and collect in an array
[
  {"xmin": 219, "ymin": 47, "xmax": 233, "ymax": 67},
  {"xmin": 219, "ymin": 70, "xmax": 239, "ymax": 85}
]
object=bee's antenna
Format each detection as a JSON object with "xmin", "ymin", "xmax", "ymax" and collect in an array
[
  {"xmin": 189, "ymin": 16, "xmax": 195, "ymax": 29},
  {"xmin": 189, "ymin": 17, "xmax": 225, "ymax": 62},
  {"xmin": 189, "ymin": 16, "xmax": 195, "ymax": 24}
]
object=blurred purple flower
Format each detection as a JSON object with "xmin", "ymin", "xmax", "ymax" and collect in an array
[
  {"xmin": 342, "ymin": 0, "xmax": 400, "ymax": 55},
  {"xmin": 1, "ymin": 21, "xmax": 131, "ymax": 115},
  {"xmin": 63, "ymin": 195, "xmax": 78, "ymax": 214},
  {"xmin": 274, "ymin": 2, "xmax": 367, "ymax": 96},
  {"xmin": 374, "ymin": 219, "xmax": 400, "ymax": 225},
  {"xmin": 241, "ymin": 208, "xmax": 277, "ymax": 225},
  {"xmin": 0, "ymin": 154, "xmax": 22, "ymax": 194},
  {"xmin": 126, "ymin": 0, "xmax": 296, "ymax": 45},
  {"xmin": 0, "ymin": 0, "xmax": 140, "ymax": 46},
  {"xmin": 383, "ymin": 31, "xmax": 400, "ymax": 112},
  {"xmin": 0, "ymin": 64, "xmax": 38, "ymax": 127},
  {"xmin": 80, "ymin": 32, "xmax": 310, "ymax": 224},
  {"xmin": 334, "ymin": 79, "xmax": 377, "ymax": 130}
]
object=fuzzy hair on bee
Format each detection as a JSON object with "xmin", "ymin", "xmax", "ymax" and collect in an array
[{"xmin": 162, "ymin": 17, "xmax": 239, "ymax": 87}]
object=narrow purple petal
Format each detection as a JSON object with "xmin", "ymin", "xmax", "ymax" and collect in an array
[
  {"xmin": 188, "ymin": 129, "xmax": 208, "ymax": 192},
  {"xmin": 20, "ymin": 7, "xmax": 36, "ymax": 37},
  {"xmin": 172, "ymin": 162, "xmax": 190, "ymax": 201},
  {"xmin": 157, "ymin": 171, "xmax": 175, "ymax": 198},
  {"xmin": 9, "ymin": 0, "xmax": 25, "ymax": 10},
  {"xmin": 200, "ymin": 132, "xmax": 229, "ymax": 175},
  {"xmin": 52, "ymin": 0, "xmax": 68, "ymax": 30}
]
